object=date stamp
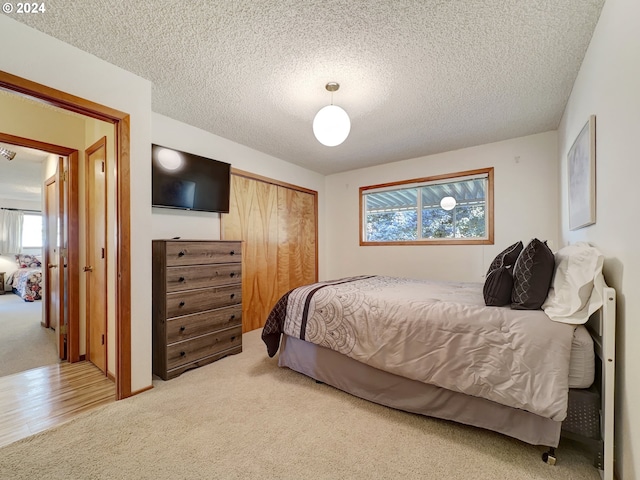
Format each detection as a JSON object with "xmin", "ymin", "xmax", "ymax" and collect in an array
[{"xmin": 3, "ymin": 2, "xmax": 46, "ymax": 13}]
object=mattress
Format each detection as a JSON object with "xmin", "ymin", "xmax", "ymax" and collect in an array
[{"xmin": 569, "ymin": 325, "xmax": 595, "ymax": 389}]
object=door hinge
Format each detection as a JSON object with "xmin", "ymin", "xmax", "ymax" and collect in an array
[
  {"xmin": 61, "ymin": 170, "xmax": 67, "ymax": 182},
  {"xmin": 59, "ymin": 324, "xmax": 67, "ymax": 335},
  {"xmin": 101, "ymin": 161, "xmax": 105, "ymax": 173},
  {"xmin": 101, "ymin": 334, "xmax": 105, "ymax": 346},
  {"xmin": 102, "ymin": 247, "xmax": 105, "ymax": 259}
]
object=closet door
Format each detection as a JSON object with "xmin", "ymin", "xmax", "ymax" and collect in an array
[
  {"xmin": 222, "ymin": 171, "xmax": 318, "ymax": 333},
  {"xmin": 223, "ymin": 174, "xmax": 278, "ymax": 333},
  {"xmin": 277, "ymin": 187, "xmax": 317, "ymax": 299}
]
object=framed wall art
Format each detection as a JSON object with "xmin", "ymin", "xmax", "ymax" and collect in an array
[{"xmin": 568, "ymin": 115, "xmax": 596, "ymax": 230}]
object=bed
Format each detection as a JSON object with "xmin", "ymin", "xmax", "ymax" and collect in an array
[
  {"xmin": 6, "ymin": 254, "xmax": 43, "ymax": 302},
  {"xmin": 262, "ymin": 242, "xmax": 616, "ymax": 480}
]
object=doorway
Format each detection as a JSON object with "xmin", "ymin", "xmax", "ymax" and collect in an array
[
  {"xmin": 0, "ymin": 134, "xmax": 79, "ymax": 369},
  {"xmin": 0, "ymin": 70, "xmax": 133, "ymax": 399}
]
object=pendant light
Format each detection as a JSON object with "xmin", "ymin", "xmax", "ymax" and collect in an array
[
  {"xmin": 440, "ymin": 196, "xmax": 457, "ymax": 211},
  {"xmin": 313, "ymin": 82, "xmax": 351, "ymax": 147}
]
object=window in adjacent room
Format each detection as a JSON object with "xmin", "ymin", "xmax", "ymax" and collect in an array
[
  {"xmin": 22, "ymin": 213, "xmax": 43, "ymax": 248},
  {"xmin": 360, "ymin": 168, "xmax": 494, "ymax": 245}
]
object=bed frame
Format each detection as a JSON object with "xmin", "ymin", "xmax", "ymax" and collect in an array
[
  {"xmin": 559, "ymin": 286, "xmax": 616, "ymax": 480},
  {"xmin": 277, "ymin": 284, "xmax": 616, "ymax": 479}
]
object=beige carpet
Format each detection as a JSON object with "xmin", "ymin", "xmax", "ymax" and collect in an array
[
  {"xmin": 0, "ymin": 329, "xmax": 599, "ymax": 480},
  {"xmin": 0, "ymin": 293, "xmax": 58, "ymax": 377}
]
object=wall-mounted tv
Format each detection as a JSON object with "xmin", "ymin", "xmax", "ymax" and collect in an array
[{"xmin": 151, "ymin": 144, "xmax": 231, "ymax": 213}]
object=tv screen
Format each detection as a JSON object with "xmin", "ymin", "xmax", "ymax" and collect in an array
[{"xmin": 151, "ymin": 144, "xmax": 231, "ymax": 213}]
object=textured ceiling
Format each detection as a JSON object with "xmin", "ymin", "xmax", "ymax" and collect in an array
[
  {"xmin": 0, "ymin": 142, "xmax": 47, "ymax": 203},
  {"xmin": 6, "ymin": 0, "xmax": 604, "ymax": 175}
]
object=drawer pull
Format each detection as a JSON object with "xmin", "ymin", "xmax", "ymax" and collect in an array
[
  {"xmin": 180, "ymin": 326, "xmax": 186, "ymax": 332},
  {"xmin": 180, "ymin": 351, "xmax": 186, "ymax": 357},
  {"xmin": 229, "ymin": 272, "xmax": 235, "ymax": 278},
  {"xmin": 230, "ymin": 314, "xmax": 235, "ymax": 320},
  {"xmin": 230, "ymin": 293, "xmax": 235, "ymax": 299},
  {"xmin": 231, "ymin": 336, "xmax": 236, "ymax": 341},
  {"xmin": 178, "ymin": 276, "xmax": 185, "ymax": 282},
  {"xmin": 179, "ymin": 301, "xmax": 185, "ymax": 307},
  {"xmin": 178, "ymin": 250, "xmax": 186, "ymax": 257},
  {"xmin": 229, "ymin": 250, "xmax": 235, "ymax": 256}
]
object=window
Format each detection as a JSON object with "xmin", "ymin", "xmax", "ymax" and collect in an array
[
  {"xmin": 360, "ymin": 168, "xmax": 494, "ymax": 245},
  {"xmin": 22, "ymin": 213, "xmax": 43, "ymax": 248}
]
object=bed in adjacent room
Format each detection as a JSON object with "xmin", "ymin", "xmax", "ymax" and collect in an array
[
  {"xmin": 262, "ymin": 241, "xmax": 616, "ymax": 479},
  {"xmin": 6, "ymin": 254, "xmax": 43, "ymax": 302}
]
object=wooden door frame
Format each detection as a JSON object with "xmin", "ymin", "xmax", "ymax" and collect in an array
[{"xmin": 0, "ymin": 70, "xmax": 133, "ymax": 400}]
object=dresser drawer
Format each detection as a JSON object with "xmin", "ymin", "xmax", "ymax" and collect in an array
[
  {"xmin": 165, "ymin": 346, "xmax": 242, "ymax": 380},
  {"xmin": 166, "ymin": 241, "xmax": 241, "ymax": 266},
  {"xmin": 166, "ymin": 264, "xmax": 242, "ymax": 292},
  {"xmin": 166, "ymin": 305, "xmax": 242, "ymax": 343},
  {"xmin": 166, "ymin": 285, "xmax": 241, "ymax": 318},
  {"xmin": 166, "ymin": 325, "xmax": 242, "ymax": 370}
]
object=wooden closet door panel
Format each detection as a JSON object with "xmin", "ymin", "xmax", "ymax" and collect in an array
[
  {"xmin": 223, "ymin": 175, "xmax": 279, "ymax": 333},
  {"xmin": 277, "ymin": 187, "xmax": 317, "ymax": 298}
]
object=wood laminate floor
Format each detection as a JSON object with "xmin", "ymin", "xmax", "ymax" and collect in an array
[{"xmin": 0, "ymin": 361, "xmax": 115, "ymax": 448}]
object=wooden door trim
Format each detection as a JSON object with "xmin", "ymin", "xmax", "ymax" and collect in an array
[
  {"xmin": 0, "ymin": 70, "xmax": 132, "ymax": 400},
  {"xmin": 85, "ymin": 137, "xmax": 108, "ymax": 374},
  {"xmin": 66, "ymin": 152, "xmax": 80, "ymax": 363},
  {"xmin": 43, "ymin": 174, "xmax": 56, "ymax": 331},
  {"xmin": 0, "ymin": 71, "xmax": 127, "ymax": 122},
  {"xmin": 231, "ymin": 168, "xmax": 318, "ymax": 196},
  {"xmin": 226, "ymin": 168, "xmax": 319, "ymax": 283},
  {"xmin": 0, "ymin": 132, "xmax": 75, "ymax": 156}
]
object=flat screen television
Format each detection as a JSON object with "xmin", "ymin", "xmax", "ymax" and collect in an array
[{"xmin": 151, "ymin": 144, "xmax": 231, "ymax": 213}]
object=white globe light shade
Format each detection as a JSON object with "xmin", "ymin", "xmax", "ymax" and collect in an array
[
  {"xmin": 440, "ymin": 196, "xmax": 457, "ymax": 211},
  {"xmin": 313, "ymin": 105, "xmax": 351, "ymax": 147}
]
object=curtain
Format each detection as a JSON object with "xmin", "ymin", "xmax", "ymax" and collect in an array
[{"xmin": 0, "ymin": 209, "xmax": 24, "ymax": 254}]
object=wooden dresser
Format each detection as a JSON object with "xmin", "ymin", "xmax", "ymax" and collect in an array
[{"xmin": 152, "ymin": 239, "xmax": 242, "ymax": 380}]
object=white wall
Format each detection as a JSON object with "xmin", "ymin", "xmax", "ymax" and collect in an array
[
  {"xmin": 152, "ymin": 114, "xmax": 326, "ymax": 270},
  {"xmin": 324, "ymin": 131, "xmax": 559, "ymax": 282},
  {"xmin": 0, "ymin": 16, "xmax": 154, "ymax": 393},
  {"xmin": 558, "ymin": 0, "xmax": 640, "ymax": 477}
]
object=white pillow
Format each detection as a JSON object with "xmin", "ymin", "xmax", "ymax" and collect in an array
[{"xmin": 542, "ymin": 242, "xmax": 604, "ymax": 324}]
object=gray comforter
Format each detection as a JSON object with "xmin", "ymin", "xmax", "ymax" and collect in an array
[{"xmin": 262, "ymin": 276, "xmax": 575, "ymax": 421}]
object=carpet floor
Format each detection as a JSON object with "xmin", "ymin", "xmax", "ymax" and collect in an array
[
  {"xmin": 0, "ymin": 293, "xmax": 58, "ymax": 377},
  {"xmin": 0, "ymin": 329, "xmax": 600, "ymax": 479}
]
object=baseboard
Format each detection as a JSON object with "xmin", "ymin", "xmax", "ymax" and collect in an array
[{"xmin": 129, "ymin": 384, "xmax": 154, "ymax": 397}]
